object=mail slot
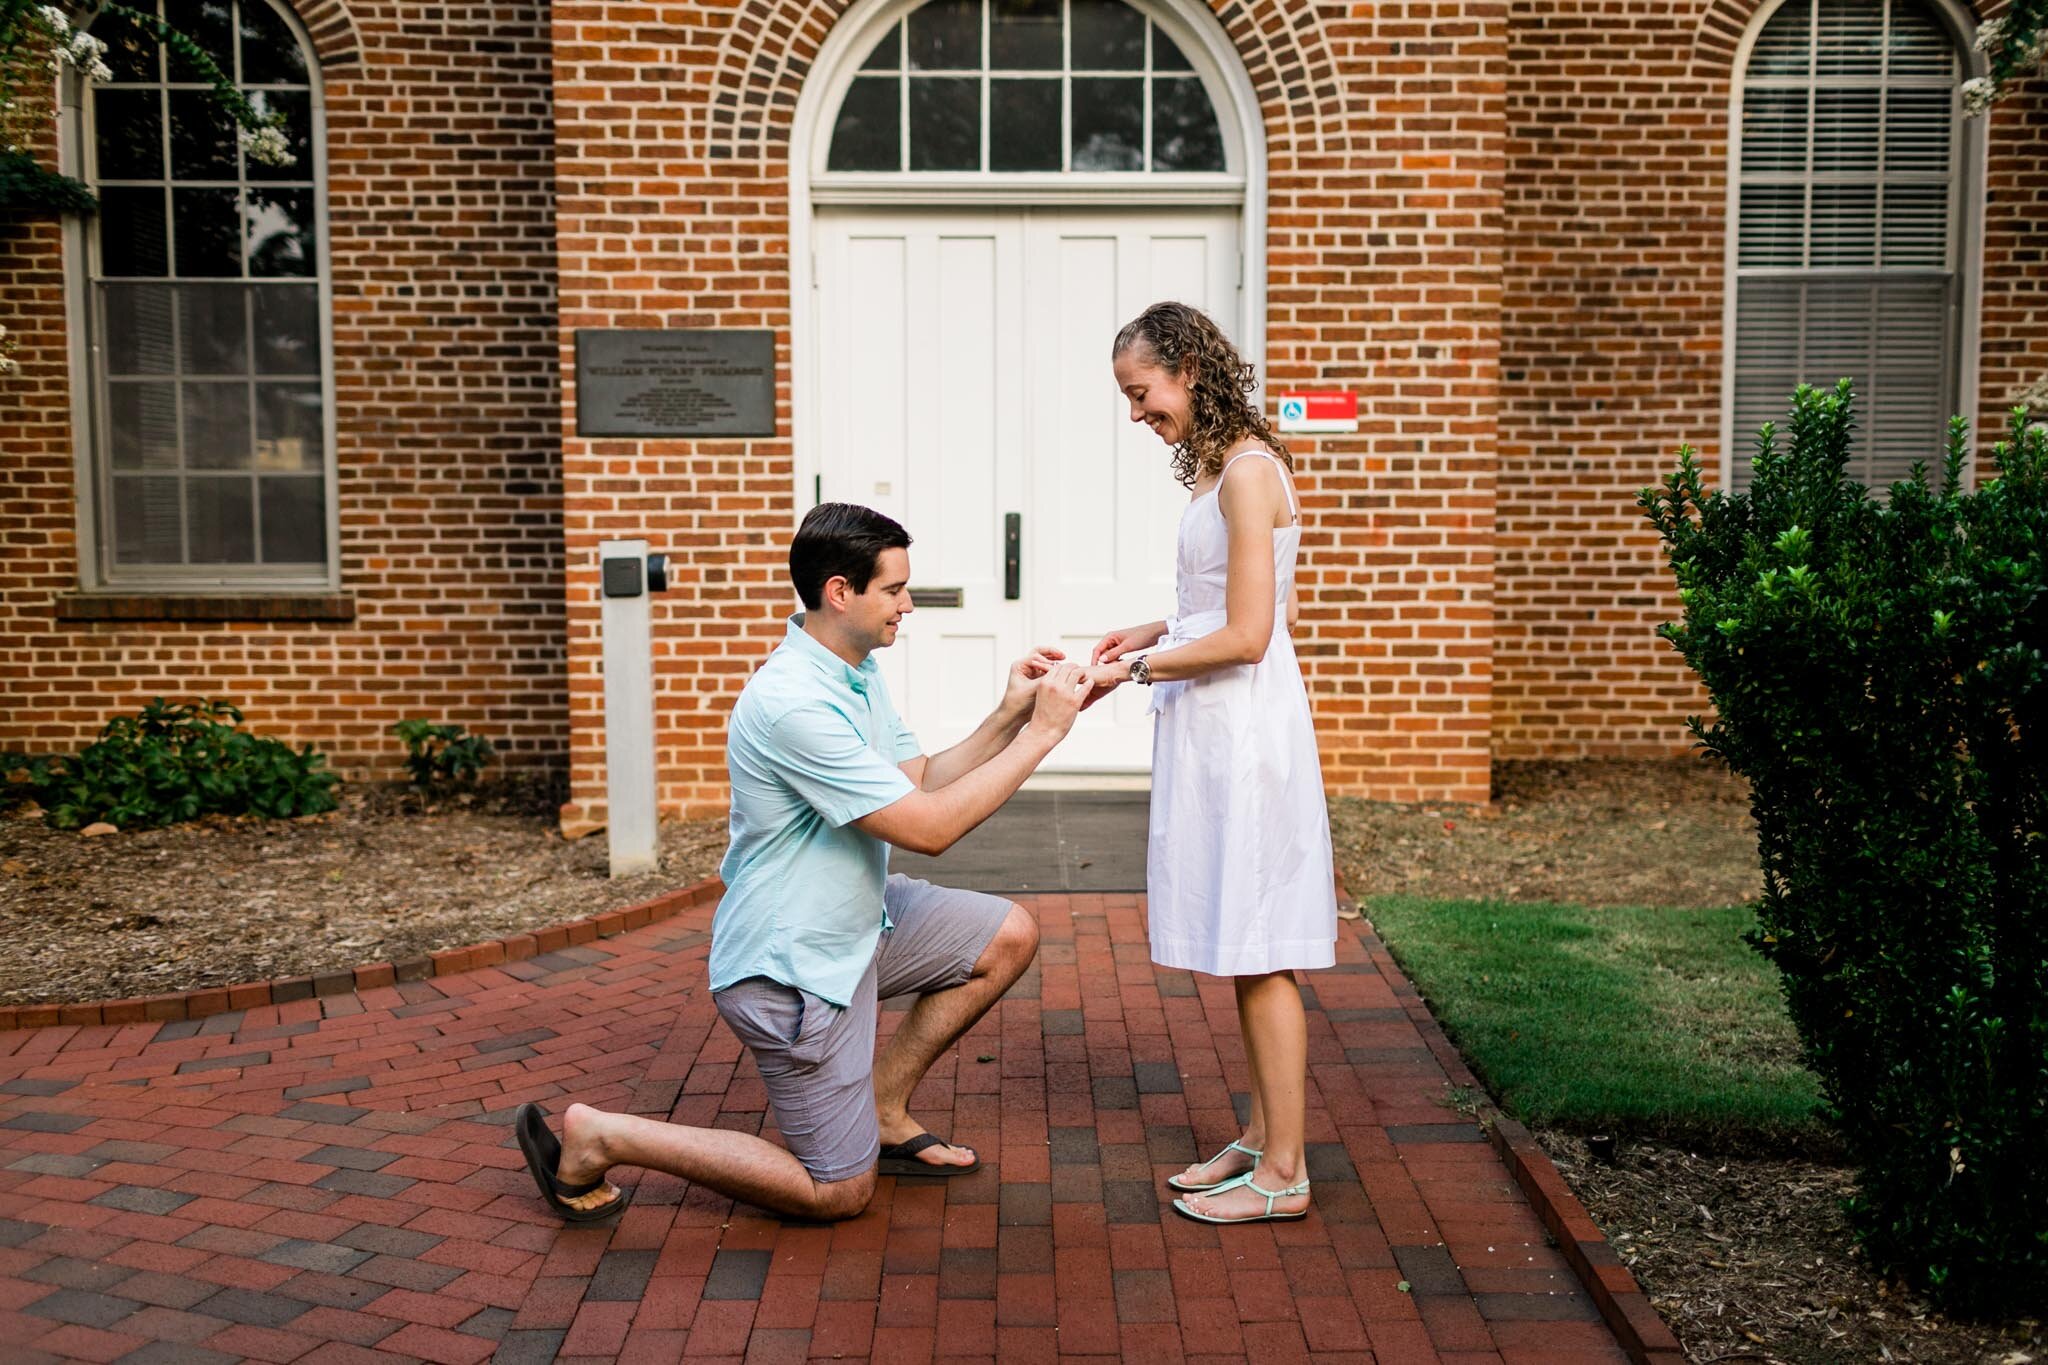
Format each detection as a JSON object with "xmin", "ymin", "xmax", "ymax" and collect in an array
[{"xmin": 910, "ymin": 587, "xmax": 964, "ymax": 609}]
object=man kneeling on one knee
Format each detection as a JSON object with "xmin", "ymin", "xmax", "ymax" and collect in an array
[{"xmin": 517, "ymin": 503, "xmax": 1088, "ymax": 1222}]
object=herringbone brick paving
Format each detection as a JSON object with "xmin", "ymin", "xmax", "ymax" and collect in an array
[{"xmin": 0, "ymin": 896, "xmax": 1628, "ymax": 1363}]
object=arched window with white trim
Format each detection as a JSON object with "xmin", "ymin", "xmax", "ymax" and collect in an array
[
  {"xmin": 1726, "ymin": 0, "xmax": 1979, "ymax": 489},
  {"xmin": 81, "ymin": 0, "xmax": 332, "ymax": 586},
  {"xmin": 826, "ymin": 0, "xmax": 1227, "ymax": 176}
]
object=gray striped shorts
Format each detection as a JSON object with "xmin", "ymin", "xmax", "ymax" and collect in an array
[{"xmin": 711, "ymin": 874, "xmax": 1013, "ymax": 1183}]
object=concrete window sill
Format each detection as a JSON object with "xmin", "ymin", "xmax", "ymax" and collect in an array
[{"xmin": 54, "ymin": 593, "xmax": 357, "ymax": 624}]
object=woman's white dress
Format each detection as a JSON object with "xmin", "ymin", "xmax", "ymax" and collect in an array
[{"xmin": 1146, "ymin": 449, "xmax": 1339, "ymax": 976}]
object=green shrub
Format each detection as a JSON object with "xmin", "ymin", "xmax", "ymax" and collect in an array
[
  {"xmin": 392, "ymin": 720, "xmax": 495, "ymax": 789},
  {"xmin": 1640, "ymin": 383, "xmax": 2047, "ymax": 1315},
  {"xmin": 2, "ymin": 698, "xmax": 339, "ymax": 829}
]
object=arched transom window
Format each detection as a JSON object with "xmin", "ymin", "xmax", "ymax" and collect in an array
[
  {"xmin": 84, "ymin": 0, "xmax": 329, "ymax": 585},
  {"xmin": 827, "ymin": 0, "xmax": 1225, "ymax": 174},
  {"xmin": 1728, "ymin": 0, "xmax": 1972, "ymax": 490}
]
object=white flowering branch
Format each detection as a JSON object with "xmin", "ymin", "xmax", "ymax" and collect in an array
[
  {"xmin": 1964, "ymin": 4, "xmax": 2048, "ymax": 116},
  {"xmin": 2, "ymin": 2, "xmax": 295, "ymax": 165},
  {"xmin": 3, "ymin": 2, "xmax": 299, "ymax": 378}
]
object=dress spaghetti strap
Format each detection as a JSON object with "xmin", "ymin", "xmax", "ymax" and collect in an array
[{"xmin": 1218, "ymin": 448, "xmax": 1299, "ymax": 526}]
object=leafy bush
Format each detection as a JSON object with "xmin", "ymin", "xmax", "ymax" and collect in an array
[
  {"xmin": 0, "ymin": 150, "xmax": 98, "ymax": 215},
  {"xmin": 392, "ymin": 720, "xmax": 495, "ymax": 789},
  {"xmin": 1640, "ymin": 383, "xmax": 2047, "ymax": 1315},
  {"xmin": 2, "ymin": 698, "xmax": 339, "ymax": 829}
]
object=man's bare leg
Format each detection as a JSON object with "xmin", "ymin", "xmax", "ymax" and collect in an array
[
  {"xmin": 554, "ymin": 1102, "xmax": 876, "ymax": 1222},
  {"xmin": 871, "ymin": 903, "xmax": 1039, "ymax": 1168}
]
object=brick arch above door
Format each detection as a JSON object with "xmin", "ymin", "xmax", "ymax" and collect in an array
[
  {"xmin": 277, "ymin": 0, "xmax": 366, "ymax": 69},
  {"xmin": 696, "ymin": 0, "xmax": 1372, "ymax": 163}
]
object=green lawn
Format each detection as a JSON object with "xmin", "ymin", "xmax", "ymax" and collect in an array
[{"xmin": 1366, "ymin": 897, "xmax": 1827, "ymax": 1152}]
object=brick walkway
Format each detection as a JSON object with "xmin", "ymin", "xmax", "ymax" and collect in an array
[{"xmin": 0, "ymin": 895, "xmax": 1629, "ymax": 1364}]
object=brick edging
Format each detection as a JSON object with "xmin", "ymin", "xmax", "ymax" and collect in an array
[
  {"xmin": 1337, "ymin": 874, "xmax": 1686, "ymax": 1365},
  {"xmin": 0, "ymin": 876, "xmax": 726, "ymax": 1032}
]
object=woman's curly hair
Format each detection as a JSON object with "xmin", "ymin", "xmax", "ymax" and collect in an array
[{"xmin": 1112, "ymin": 301, "xmax": 1288, "ymax": 488}]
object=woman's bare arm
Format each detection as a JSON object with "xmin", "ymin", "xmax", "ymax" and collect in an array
[{"xmin": 1121, "ymin": 457, "xmax": 1290, "ymax": 682}]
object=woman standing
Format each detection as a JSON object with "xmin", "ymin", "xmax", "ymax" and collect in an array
[{"xmin": 1086, "ymin": 301, "xmax": 1338, "ymax": 1224}]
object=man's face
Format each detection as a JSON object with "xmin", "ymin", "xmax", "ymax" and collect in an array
[{"xmin": 837, "ymin": 546, "xmax": 913, "ymax": 653}]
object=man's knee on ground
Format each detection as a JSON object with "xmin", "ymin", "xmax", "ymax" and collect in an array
[{"xmin": 809, "ymin": 1168, "xmax": 876, "ymax": 1221}]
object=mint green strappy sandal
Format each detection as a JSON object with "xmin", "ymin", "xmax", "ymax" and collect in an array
[
  {"xmin": 1171, "ymin": 1170, "xmax": 1312, "ymax": 1224},
  {"xmin": 1166, "ymin": 1139, "xmax": 1263, "ymax": 1193}
]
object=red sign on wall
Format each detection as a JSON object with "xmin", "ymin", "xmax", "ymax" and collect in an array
[{"xmin": 1274, "ymin": 391, "xmax": 1358, "ymax": 433}]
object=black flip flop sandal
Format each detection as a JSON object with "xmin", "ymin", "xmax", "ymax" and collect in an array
[
  {"xmin": 878, "ymin": 1132, "xmax": 981, "ymax": 1177},
  {"xmin": 515, "ymin": 1102, "xmax": 632, "ymax": 1222}
]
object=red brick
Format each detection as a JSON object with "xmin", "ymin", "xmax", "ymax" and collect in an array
[
  {"xmin": 353, "ymin": 964, "xmax": 396, "ymax": 991},
  {"xmin": 431, "ymin": 949, "xmax": 474, "ymax": 976},
  {"xmin": 563, "ymin": 1300, "xmax": 637, "ymax": 1357},
  {"xmin": 374, "ymin": 1322, "xmax": 497, "ymax": 1365}
]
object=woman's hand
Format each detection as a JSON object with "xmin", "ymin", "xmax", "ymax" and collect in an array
[
  {"xmin": 1091, "ymin": 621, "xmax": 1167, "ymax": 666},
  {"xmin": 1079, "ymin": 662, "xmax": 1127, "ymax": 711}
]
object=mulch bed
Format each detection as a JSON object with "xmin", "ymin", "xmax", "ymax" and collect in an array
[
  {"xmin": 0, "ymin": 778, "xmax": 727, "ymax": 1008},
  {"xmin": 1329, "ymin": 755, "xmax": 1761, "ymax": 911},
  {"xmin": 1540, "ymin": 1132, "xmax": 2044, "ymax": 1365}
]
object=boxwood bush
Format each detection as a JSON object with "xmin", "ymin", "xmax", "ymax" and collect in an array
[
  {"xmin": 391, "ymin": 719, "xmax": 495, "ymax": 789},
  {"xmin": 2, "ymin": 698, "xmax": 338, "ymax": 830},
  {"xmin": 1641, "ymin": 382, "xmax": 2046, "ymax": 1314}
]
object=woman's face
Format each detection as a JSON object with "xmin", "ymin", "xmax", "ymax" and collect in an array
[{"xmin": 1114, "ymin": 345, "xmax": 1193, "ymax": 447}]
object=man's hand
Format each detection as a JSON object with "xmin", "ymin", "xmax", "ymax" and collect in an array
[
  {"xmin": 1080, "ymin": 662, "xmax": 1125, "ymax": 711},
  {"xmin": 1002, "ymin": 646, "xmax": 1065, "ymax": 716},
  {"xmin": 1026, "ymin": 662, "xmax": 1088, "ymax": 741}
]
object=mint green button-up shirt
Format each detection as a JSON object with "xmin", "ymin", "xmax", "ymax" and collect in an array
[{"xmin": 709, "ymin": 615, "xmax": 922, "ymax": 1007}]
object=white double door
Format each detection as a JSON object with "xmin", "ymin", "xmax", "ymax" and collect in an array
[{"xmin": 814, "ymin": 206, "xmax": 1241, "ymax": 771}]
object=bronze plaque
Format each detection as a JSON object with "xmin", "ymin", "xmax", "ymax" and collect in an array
[{"xmin": 575, "ymin": 329, "xmax": 776, "ymax": 437}]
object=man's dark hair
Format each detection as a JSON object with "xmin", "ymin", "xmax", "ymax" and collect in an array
[{"xmin": 789, "ymin": 503, "xmax": 912, "ymax": 610}]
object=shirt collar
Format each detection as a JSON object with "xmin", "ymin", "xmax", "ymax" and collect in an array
[{"xmin": 784, "ymin": 613, "xmax": 878, "ymax": 697}]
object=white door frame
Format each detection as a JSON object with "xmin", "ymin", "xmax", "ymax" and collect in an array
[{"xmin": 787, "ymin": 0, "xmax": 1269, "ymax": 525}]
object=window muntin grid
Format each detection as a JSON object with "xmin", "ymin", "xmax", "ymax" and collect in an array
[
  {"xmin": 85, "ymin": 0, "xmax": 329, "ymax": 579},
  {"xmin": 1729, "ymin": 0, "xmax": 1964, "ymax": 492},
  {"xmin": 828, "ymin": 0, "xmax": 1226, "ymax": 174}
]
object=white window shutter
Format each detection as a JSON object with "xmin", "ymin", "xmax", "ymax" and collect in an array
[{"xmin": 1730, "ymin": 0, "xmax": 1963, "ymax": 493}]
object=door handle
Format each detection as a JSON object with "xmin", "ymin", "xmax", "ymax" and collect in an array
[{"xmin": 1004, "ymin": 513, "xmax": 1021, "ymax": 601}]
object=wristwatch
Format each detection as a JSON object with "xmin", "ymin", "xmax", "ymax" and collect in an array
[{"xmin": 1127, "ymin": 656, "xmax": 1153, "ymax": 685}]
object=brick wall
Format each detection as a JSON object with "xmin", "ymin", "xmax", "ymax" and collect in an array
[
  {"xmin": 550, "ymin": 0, "xmax": 1509, "ymax": 827},
  {"xmin": 6, "ymin": 0, "xmax": 2036, "ymax": 824},
  {"xmin": 1978, "ymin": 76, "xmax": 2048, "ymax": 450},
  {"xmin": 0, "ymin": 1, "xmax": 565, "ymax": 780},
  {"xmin": 1494, "ymin": 0, "xmax": 2048, "ymax": 760}
]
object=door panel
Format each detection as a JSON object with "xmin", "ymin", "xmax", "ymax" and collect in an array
[
  {"xmin": 1025, "ymin": 210, "xmax": 1240, "ymax": 770},
  {"xmin": 816, "ymin": 211, "xmax": 1027, "ymax": 748},
  {"xmin": 814, "ymin": 206, "xmax": 1240, "ymax": 771}
]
